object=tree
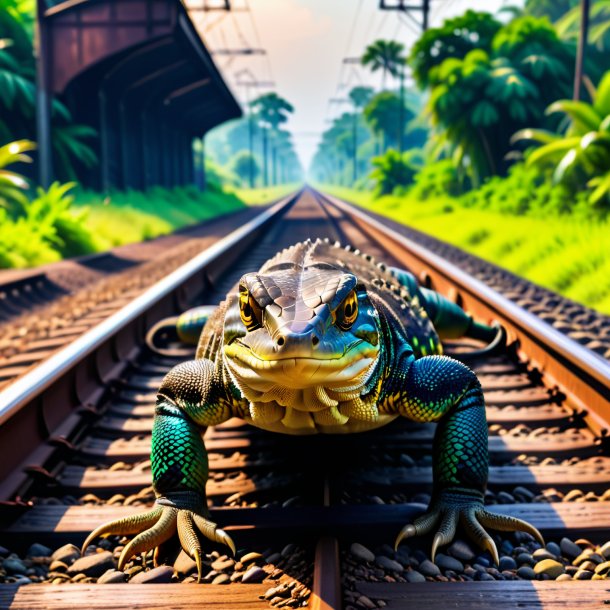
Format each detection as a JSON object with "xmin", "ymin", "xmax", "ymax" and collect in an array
[
  {"xmin": 0, "ymin": 4, "xmax": 97, "ymax": 182},
  {"xmin": 230, "ymin": 150, "xmax": 260, "ymax": 186},
  {"xmin": 415, "ymin": 14, "xmax": 574, "ymax": 184},
  {"xmin": 557, "ymin": 1, "xmax": 610, "ymax": 52},
  {"xmin": 364, "ymin": 92, "xmax": 413, "ymax": 151},
  {"xmin": 250, "ymin": 92, "xmax": 294, "ymax": 186},
  {"xmin": 409, "ymin": 11, "xmax": 502, "ymax": 89},
  {"xmin": 362, "ymin": 40, "xmax": 409, "ymax": 150},
  {"xmin": 513, "ymin": 70, "xmax": 610, "ymax": 208},
  {"xmin": 361, "ymin": 39, "xmax": 405, "ymax": 88},
  {"xmin": 347, "ymin": 86, "xmax": 374, "ymax": 182},
  {"xmin": 349, "ymin": 86, "xmax": 374, "ymax": 110},
  {"xmin": 525, "ymin": 0, "xmax": 579, "ymax": 21},
  {"xmin": 370, "ymin": 149, "xmax": 423, "ymax": 197}
]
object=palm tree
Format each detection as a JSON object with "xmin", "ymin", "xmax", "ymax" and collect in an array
[
  {"xmin": 250, "ymin": 93, "xmax": 294, "ymax": 186},
  {"xmin": 512, "ymin": 70, "xmax": 610, "ymax": 208},
  {"xmin": 361, "ymin": 39, "xmax": 405, "ymax": 88},
  {"xmin": 348, "ymin": 86, "xmax": 374, "ymax": 182},
  {"xmin": 362, "ymin": 39, "xmax": 408, "ymax": 151}
]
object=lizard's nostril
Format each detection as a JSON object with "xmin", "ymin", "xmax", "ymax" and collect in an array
[
  {"xmin": 276, "ymin": 336, "xmax": 285, "ymax": 347},
  {"xmin": 312, "ymin": 335, "xmax": 320, "ymax": 347}
]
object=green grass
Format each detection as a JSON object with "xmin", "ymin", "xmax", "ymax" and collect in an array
[
  {"xmin": 0, "ymin": 185, "xmax": 248, "ymax": 269},
  {"xmin": 74, "ymin": 186, "xmax": 246, "ymax": 250},
  {"xmin": 229, "ymin": 183, "xmax": 301, "ymax": 206},
  {"xmin": 320, "ymin": 184, "xmax": 610, "ymax": 315}
]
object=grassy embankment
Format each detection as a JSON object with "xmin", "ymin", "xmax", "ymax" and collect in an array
[
  {"xmin": 321, "ymin": 185, "xmax": 610, "ymax": 315},
  {"xmin": 75, "ymin": 186, "xmax": 246, "ymax": 250},
  {"xmin": 0, "ymin": 185, "xmax": 247, "ymax": 269},
  {"xmin": 229, "ymin": 183, "xmax": 301, "ymax": 206}
]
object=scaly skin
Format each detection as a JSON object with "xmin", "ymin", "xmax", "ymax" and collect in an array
[{"xmin": 83, "ymin": 239, "xmax": 542, "ymax": 579}]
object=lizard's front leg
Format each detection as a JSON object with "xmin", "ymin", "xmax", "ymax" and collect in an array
[
  {"xmin": 388, "ymin": 355, "xmax": 543, "ymax": 563},
  {"xmin": 82, "ymin": 359, "xmax": 235, "ymax": 581}
]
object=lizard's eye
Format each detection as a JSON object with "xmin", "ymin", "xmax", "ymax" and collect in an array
[
  {"xmin": 335, "ymin": 290, "xmax": 359, "ymax": 331},
  {"xmin": 239, "ymin": 285, "xmax": 262, "ymax": 331}
]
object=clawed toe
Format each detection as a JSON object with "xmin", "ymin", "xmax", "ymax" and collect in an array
[
  {"xmin": 83, "ymin": 505, "xmax": 236, "ymax": 583},
  {"xmin": 394, "ymin": 500, "xmax": 543, "ymax": 566}
]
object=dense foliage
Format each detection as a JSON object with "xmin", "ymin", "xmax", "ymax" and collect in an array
[
  {"xmin": 316, "ymin": 2, "xmax": 610, "ymax": 221},
  {"xmin": 0, "ymin": 0, "xmax": 97, "ymax": 182}
]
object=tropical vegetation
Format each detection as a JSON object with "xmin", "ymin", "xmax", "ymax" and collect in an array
[
  {"xmin": 314, "ymin": 1, "xmax": 610, "ymax": 314},
  {"xmin": 0, "ymin": 143, "xmax": 247, "ymax": 267}
]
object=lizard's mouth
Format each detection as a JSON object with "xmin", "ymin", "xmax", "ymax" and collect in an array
[{"xmin": 224, "ymin": 340, "xmax": 379, "ymax": 391}]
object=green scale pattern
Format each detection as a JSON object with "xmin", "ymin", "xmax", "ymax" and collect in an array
[
  {"xmin": 382, "ymin": 354, "xmax": 488, "ymax": 493},
  {"xmin": 151, "ymin": 403, "xmax": 208, "ymax": 496}
]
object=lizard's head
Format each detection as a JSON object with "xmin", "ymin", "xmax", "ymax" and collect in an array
[{"xmin": 223, "ymin": 257, "xmax": 381, "ymax": 405}]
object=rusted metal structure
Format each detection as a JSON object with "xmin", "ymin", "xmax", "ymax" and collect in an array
[{"xmin": 36, "ymin": 0, "xmax": 241, "ymax": 190}]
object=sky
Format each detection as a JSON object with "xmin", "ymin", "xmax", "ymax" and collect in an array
[{"xmin": 189, "ymin": 0, "xmax": 524, "ymax": 170}]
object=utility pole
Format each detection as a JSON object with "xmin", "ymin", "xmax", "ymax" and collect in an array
[
  {"xmin": 378, "ymin": 0, "xmax": 430, "ymax": 31},
  {"xmin": 573, "ymin": 0, "xmax": 591, "ymax": 101},
  {"xmin": 379, "ymin": 0, "xmax": 429, "ymax": 152}
]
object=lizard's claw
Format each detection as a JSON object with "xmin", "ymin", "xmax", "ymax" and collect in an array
[
  {"xmin": 82, "ymin": 499, "xmax": 235, "ymax": 583},
  {"xmin": 395, "ymin": 490, "xmax": 544, "ymax": 565}
]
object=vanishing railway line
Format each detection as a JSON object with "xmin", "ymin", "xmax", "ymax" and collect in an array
[{"xmin": 1, "ymin": 189, "xmax": 610, "ymax": 609}]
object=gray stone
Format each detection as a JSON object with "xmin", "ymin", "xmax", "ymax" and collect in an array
[
  {"xmin": 476, "ymin": 571, "xmax": 495, "ymax": 581},
  {"xmin": 399, "ymin": 454, "xmax": 415, "ymax": 467},
  {"xmin": 3, "ymin": 559, "xmax": 28, "ymax": 575},
  {"xmin": 11, "ymin": 576, "xmax": 32, "ymax": 585},
  {"xmin": 265, "ymin": 552, "xmax": 282, "ymax": 565},
  {"xmin": 516, "ymin": 553, "xmax": 534, "ymax": 566},
  {"xmin": 419, "ymin": 560, "xmax": 440, "ymax": 577},
  {"xmin": 534, "ymin": 559, "xmax": 564, "ymax": 578},
  {"xmin": 350, "ymin": 543, "xmax": 375, "ymax": 563},
  {"xmin": 97, "ymin": 569, "xmax": 127, "ymax": 584},
  {"xmin": 26, "ymin": 543, "xmax": 52, "ymax": 558},
  {"xmin": 174, "ymin": 550, "xmax": 197, "ymax": 576},
  {"xmin": 130, "ymin": 566, "xmax": 174, "ymax": 583},
  {"xmin": 52, "ymin": 544, "xmax": 81, "ymax": 565},
  {"xmin": 517, "ymin": 566, "xmax": 536, "ymax": 580},
  {"xmin": 405, "ymin": 569, "xmax": 426, "ymax": 583},
  {"xmin": 512, "ymin": 486, "xmax": 535, "ymax": 501},
  {"xmin": 546, "ymin": 542, "xmax": 561, "ymax": 557},
  {"xmin": 533, "ymin": 549, "xmax": 556, "ymax": 561},
  {"xmin": 211, "ymin": 557, "xmax": 234, "ymax": 571},
  {"xmin": 375, "ymin": 556, "xmax": 403, "ymax": 572},
  {"xmin": 499, "ymin": 556, "xmax": 517, "ymax": 571},
  {"xmin": 500, "ymin": 540, "xmax": 514, "ymax": 555},
  {"xmin": 281, "ymin": 544, "xmax": 296, "ymax": 558},
  {"xmin": 242, "ymin": 566, "xmax": 267, "ymax": 583},
  {"xmin": 447, "ymin": 540, "xmax": 475, "ymax": 562},
  {"xmin": 560, "ymin": 538, "xmax": 581, "ymax": 559},
  {"xmin": 0, "ymin": 546, "xmax": 9, "ymax": 557},
  {"xmin": 211, "ymin": 573, "xmax": 230, "ymax": 585},
  {"xmin": 435, "ymin": 554, "xmax": 464, "ymax": 573},
  {"xmin": 67, "ymin": 551, "xmax": 115, "ymax": 577},
  {"xmin": 599, "ymin": 541, "xmax": 610, "ymax": 559},
  {"xmin": 574, "ymin": 569, "xmax": 593, "ymax": 580},
  {"xmin": 240, "ymin": 552, "xmax": 263, "ymax": 565}
]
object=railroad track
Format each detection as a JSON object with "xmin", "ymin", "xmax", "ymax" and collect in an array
[{"xmin": 1, "ymin": 188, "xmax": 610, "ymax": 609}]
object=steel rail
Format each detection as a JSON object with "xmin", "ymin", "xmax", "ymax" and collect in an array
[
  {"xmin": 316, "ymin": 189, "xmax": 610, "ymax": 436},
  {"xmin": 0, "ymin": 191, "xmax": 299, "ymax": 428}
]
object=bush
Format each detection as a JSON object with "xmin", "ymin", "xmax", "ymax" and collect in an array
[
  {"xmin": 410, "ymin": 159, "xmax": 464, "ymax": 199},
  {"xmin": 370, "ymin": 149, "xmax": 422, "ymax": 198}
]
